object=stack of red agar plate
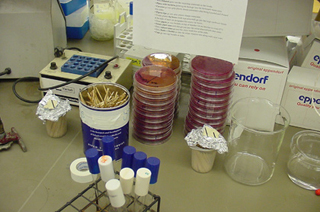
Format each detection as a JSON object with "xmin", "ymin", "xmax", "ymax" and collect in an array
[
  {"xmin": 142, "ymin": 53, "xmax": 181, "ymax": 116},
  {"xmin": 132, "ymin": 65, "xmax": 178, "ymax": 144},
  {"xmin": 185, "ymin": 56, "xmax": 235, "ymax": 134}
]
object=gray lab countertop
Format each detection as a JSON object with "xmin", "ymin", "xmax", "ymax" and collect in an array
[{"xmin": 0, "ymin": 32, "xmax": 319, "ymax": 212}]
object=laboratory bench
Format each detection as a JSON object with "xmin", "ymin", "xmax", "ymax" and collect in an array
[{"xmin": 0, "ymin": 33, "xmax": 319, "ymax": 212}]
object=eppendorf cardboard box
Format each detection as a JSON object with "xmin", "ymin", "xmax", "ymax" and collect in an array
[
  {"xmin": 232, "ymin": 37, "xmax": 289, "ymax": 106},
  {"xmin": 281, "ymin": 66, "xmax": 320, "ymax": 131},
  {"xmin": 299, "ymin": 34, "xmax": 320, "ymax": 71},
  {"xmin": 243, "ymin": 0, "xmax": 313, "ymax": 37}
]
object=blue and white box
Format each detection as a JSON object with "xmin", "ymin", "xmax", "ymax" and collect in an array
[
  {"xmin": 65, "ymin": 4, "xmax": 89, "ymax": 39},
  {"xmin": 281, "ymin": 66, "xmax": 320, "ymax": 131},
  {"xmin": 59, "ymin": 0, "xmax": 87, "ymax": 16},
  {"xmin": 232, "ymin": 37, "xmax": 289, "ymax": 105}
]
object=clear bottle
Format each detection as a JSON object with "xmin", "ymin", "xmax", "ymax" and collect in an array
[
  {"xmin": 89, "ymin": 0, "xmax": 117, "ymax": 41},
  {"xmin": 105, "ymin": 179, "xmax": 128, "ymax": 212}
]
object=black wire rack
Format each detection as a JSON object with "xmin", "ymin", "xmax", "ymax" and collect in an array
[{"xmin": 56, "ymin": 177, "xmax": 160, "ymax": 212}]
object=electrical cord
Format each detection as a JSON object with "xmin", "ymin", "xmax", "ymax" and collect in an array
[
  {"xmin": 0, "ymin": 68, "xmax": 11, "ymax": 76},
  {"xmin": 12, "ymin": 77, "xmax": 41, "ymax": 103}
]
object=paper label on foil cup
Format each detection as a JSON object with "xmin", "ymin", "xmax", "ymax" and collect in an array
[{"xmin": 185, "ymin": 124, "xmax": 228, "ymax": 154}]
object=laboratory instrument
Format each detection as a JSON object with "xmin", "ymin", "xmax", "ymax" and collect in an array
[
  {"xmin": 0, "ymin": 118, "xmax": 27, "ymax": 152},
  {"xmin": 39, "ymin": 50, "xmax": 132, "ymax": 106}
]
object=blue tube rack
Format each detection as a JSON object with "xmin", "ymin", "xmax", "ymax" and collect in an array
[{"xmin": 61, "ymin": 55, "xmax": 108, "ymax": 78}]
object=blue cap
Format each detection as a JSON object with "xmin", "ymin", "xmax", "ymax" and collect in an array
[
  {"xmin": 129, "ymin": 1, "xmax": 133, "ymax": 15},
  {"xmin": 121, "ymin": 146, "xmax": 136, "ymax": 169},
  {"xmin": 146, "ymin": 157, "xmax": 160, "ymax": 184},
  {"xmin": 132, "ymin": 151, "xmax": 147, "ymax": 176},
  {"xmin": 102, "ymin": 136, "xmax": 115, "ymax": 160},
  {"xmin": 85, "ymin": 148, "xmax": 100, "ymax": 174}
]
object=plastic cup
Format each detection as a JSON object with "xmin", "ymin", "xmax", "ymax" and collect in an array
[
  {"xmin": 45, "ymin": 114, "xmax": 67, "ymax": 138},
  {"xmin": 287, "ymin": 130, "xmax": 320, "ymax": 190},
  {"xmin": 191, "ymin": 147, "xmax": 217, "ymax": 173},
  {"xmin": 224, "ymin": 97, "xmax": 290, "ymax": 185}
]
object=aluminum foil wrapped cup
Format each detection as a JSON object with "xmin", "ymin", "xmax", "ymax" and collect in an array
[
  {"xmin": 185, "ymin": 125, "xmax": 228, "ymax": 173},
  {"xmin": 36, "ymin": 90, "xmax": 71, "ymax": 138}
]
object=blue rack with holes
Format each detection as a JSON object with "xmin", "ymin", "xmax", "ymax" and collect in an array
[{"xmin": 61, "ymin": 55, "xmax": 108, "ymax": 77}]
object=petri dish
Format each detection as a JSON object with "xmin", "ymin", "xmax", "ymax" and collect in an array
[
  {"xmin": 142, "ymin": 53, "xmax": 181, "ymax": 75},
  {"xmin": 133, "ymin": 117, "xmax": 174, "ymax": 128},
  {"xmin": 191, "ymin": 83, "xmax": 233, "ymax": 97},
  {"xmin": 133, "ymin": 128, "xmax": 172, "ymax": 145},
  {"xmin": 192, "ymin": 71, "xmax": 235, "ymax": 87},
  {"xmin": 190, "ymin": 96, "xmax": 229, "ymax": 112},
  {"xmin": 134, "ymin": 90, "xmax": 177, "ymax": 103},
  {"xmin": 191, "ymin": 78, "xmax": 234, "ymax": 95},
  {"xmin": 190, "ymin": 88, "xmax": 232, "ymax": 104},
  {"xmin": 188, "ymin": 106, "xmax": 228, "ymax": 122},
  {"xmin": 189, "ymin": 101, "xmax": 229, "ymax": 116},
  {"xmin": 134, "ymin": 66, "xmax": 177, "ymax": 92},
  {"xmin": 133, "ymin": 124, "xmax": 172, "ymax": 136},
  {"xmin": 134, "ymin": 87, "xmax": 177, "ymax": 99},
  {"xmin": 191, "ymin": 56, "xmax": 234, "ymax": 80},
  {"xmin": 133, "ymin": 107, "xmax": 175, "ymax": 121},
  {"xmin": 133, "ymin": 96, "xmax": 175, "ymax": 112},
  {"xmin": 133, "ymin": 94, "xmax": 176, "ymax": 107}
]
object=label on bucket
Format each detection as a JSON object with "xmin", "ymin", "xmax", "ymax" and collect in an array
[{"xmin": 80, "ymin": 101, "xmax": 130, "ymax": 160}]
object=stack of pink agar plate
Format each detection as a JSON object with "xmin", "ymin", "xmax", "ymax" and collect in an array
[
  {"xmin": 142, "ymin": 53, "xmax": 181, "ymax": 116},
  {"xmin": 185, "ymin": 56, "xmax": 234, "ymax": 134},
  {"xmin": 132, "ymin": 65, "xmax": 178, "ymax": 144}
]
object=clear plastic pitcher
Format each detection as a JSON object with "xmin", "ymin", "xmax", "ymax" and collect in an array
[{"xmin": 224, "ymin": 97, "xmax": 290, "ymax": 185}]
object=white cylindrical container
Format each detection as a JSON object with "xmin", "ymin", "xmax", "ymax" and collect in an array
[
  {"xmin": 79, "ymin": 83, "xmax": 130, "ymax": 160},
  {"xmin": 98, "ymin": 155, "xmax": 115, "ymax": 183},
  {"xmin": 105, "ymin": 179, "xmax": 126, "ymax": 209},
  {"xmin": 120, "ymin": 168, "xmax": 134, "ymax": 194},
  {"xmin": 135, "ymin": 168, "xmax": 151, "ymax": 197}
]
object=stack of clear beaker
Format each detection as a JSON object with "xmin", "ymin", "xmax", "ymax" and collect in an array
[
  {"xmin": 132, "ymin": 65, "xmax": 178, "ymax": 144},
  {"xmin": 185, "ymin": 56, "xmax": 234, "ymax": 134}
]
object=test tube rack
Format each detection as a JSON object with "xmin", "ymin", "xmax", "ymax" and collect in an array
[
  {"xmin": 56, "ymin": 177, "xmax": 161, "ymax": 212},
  {"xmin": 114, "ymin": 12, "xmax": 133, "ymax": 57}
]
